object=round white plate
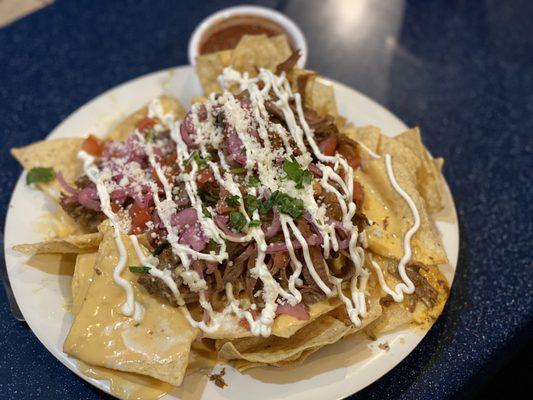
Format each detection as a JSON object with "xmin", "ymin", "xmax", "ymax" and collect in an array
[{"xmin": 4, "ymin": 66, "xmax": 458, "ymax": 399}]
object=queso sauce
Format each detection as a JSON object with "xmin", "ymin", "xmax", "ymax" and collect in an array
[{"xmin": 198, "ymin": 15, "xmax": 293, "ymax": 55}]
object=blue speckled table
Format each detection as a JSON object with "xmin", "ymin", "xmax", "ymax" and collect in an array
[{"xmin": 1, "ymin": 0, "xmax": 532, "ymax": 398}]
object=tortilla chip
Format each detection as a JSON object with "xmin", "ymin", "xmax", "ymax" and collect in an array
[
  {"xmin": 217, "ymin": 279, "xmax": 382, "ymax": 368},
  {"xmin": 71, "ymin": 252, "xmax": 98, "ymax": 314},
  {"xmin": 343, "ymin": 125, "xmax": 382, "ymax": 166},
  {"xmin": 271, "ymin": 297, "xmax": 342, "ymax": 338},
  {"xmin": 11, "ymin": 137, "xmax": 84, "ymax": 199},
  {"xmin": 106, "ymin": 95, "xmax": 186, "ymax": 141},
  {"xmin": 366, "ymin": 254, "xmax": 450, "ymax": 336},
  {"xmin": 195, "ymin": 34, "xmax": 291, "ymax": 95},
  {"xmin": 305, "ymin": 77, "xmax": 338, "ymax": 118},
  {"xmin": 382, "ymin": 128, "xmax": 446, "ymax": 213},
  {"xmin": 232, "ymin": 34, "xmax": 291, "ymax": 76},
  {"xmin": 13, "ymin": 232, "xmax": 102, "ymax": 255},
  {"xmin": 217, "ymin": 315, "xmax": 352, "ymax": 365},
  {"xmin": 63, "ymin": 226, "xmax": 197, "ymax": 386},
  {"xmin": 356, "ymin": 154, "xmax": 448, "ymax": 266}
]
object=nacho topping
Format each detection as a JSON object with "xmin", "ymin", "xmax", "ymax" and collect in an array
[{"xmin": 66, "ymin": 66, "xmax": 428, "ymax": 339}]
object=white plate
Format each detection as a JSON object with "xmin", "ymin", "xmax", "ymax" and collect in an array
[{"xmin": 4, "ymin": 66, "xmax": 459, "ymax": 400}]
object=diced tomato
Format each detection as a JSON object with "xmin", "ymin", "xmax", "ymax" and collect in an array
[
  {"xmin": 137, "ymin": 117, "xmax": 156, "ymax": 133},
  {"xmin": 129, "ymin": 203, "xmax": 152, "ymax": 234},
  {"xmin": 338, "ymin": 144, "xmax": 361, "ymax": 170},
  {"xmin": 81, "ymin": 134, "xmax": 104, "ymax": 157},
  {"xmin": 196, "ymin": 168, "xmax": 214, "ymax": 187},
  {"xmin": 319, "ymin": 137, "xmax": 337, "ymax": 156},
  {"xmin": 353, "ymin": 181, "xmax": 364, "ymax": 208}
]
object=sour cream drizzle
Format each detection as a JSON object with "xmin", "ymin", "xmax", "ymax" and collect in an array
[
  {"xmin": 84, "ymin": 67, "xmax": 423, "ymax": 334},
  {"xmin": 357, "ymin": 145, "xmax": 421, "ymax": 301},
  {"xmin": 77, "ymin": 151, "xmax": 144, "ymax": 322}
]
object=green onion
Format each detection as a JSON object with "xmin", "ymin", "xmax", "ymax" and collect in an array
[
  {"xmin": 26, "ymin": 167, "xmax": 55, "ymax": 185},
  {"xmin": 249, "ymin": 220, "xmax": 261, "ymax": 228}
]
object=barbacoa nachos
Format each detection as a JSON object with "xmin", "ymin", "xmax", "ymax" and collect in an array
[{"xmin": 11, "ymin": 34, "xmax": 450, "ymax": 388}]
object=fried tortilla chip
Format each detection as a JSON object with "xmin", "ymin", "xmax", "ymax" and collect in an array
[
  {"xmin": 380, "ymin": 128, "xmax": 446, "ymax": 213},
  {"xmin": 71, "ymin": 252, "xmax": 98, "ymax": 314},
  {"xmin": 232, "ymin": 34, "xmax": 291, "ymax": 76},
  {"xmin": 271, "ymin": 297, "xmax": 342, "ymax": 338},
  {"xmin": 216, "ymin": 280, "xmax": 382, "ymax": 368},
  {"xmin": 11, "ymin": 137, "xmax": 84, "ymax": 199},
  {"xmin": 365, "ymin": 255, "xmax": 450, "ymax": 335},
  {"xmin": 356, "ymin": 153, "xmax": 448, "ymax": 266},
  {"xmin": 195, "ymin": 34, "xmax": 292, "ymax": 95},
  {"xmin": 63, "ymin": 225, "xmax": 197, "ymax": 386},
  {"xmin": 12, "ymin": 232, "xmax": 102, "ymax": 255},
  {"xmin": 216, "ymin": 315, "xmax": 352, "ymax": 366},
  {"xmin": 106, "ymin": 95, "xmax": 186, "ymax": 141}
]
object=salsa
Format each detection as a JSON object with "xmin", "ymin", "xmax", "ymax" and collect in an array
[{"xmin": 198, "ymin": 15, "xmax": 293, "ymax": 55}]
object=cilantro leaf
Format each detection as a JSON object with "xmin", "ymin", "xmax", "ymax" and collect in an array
[
  {"xmin": 129, "ymin": 266, "xmax": 151, "ymax": 273},
  {"xmin": 198, "ymin": 189, "xmax": 218, "ymax": 206},
  {"xmin": 243, "ymin": 194, "xmax": 260, "ymax": 214},
  {"xmin": 202, "ymin": 204, "xmax": 212, "ymax": 218},
  {"xmin": 187, "ymin": 150, "xmax": 211, "ymax": 168},
  {"xmin": 283, "ymin": 157, "xmax": 313, "ymax": 189},
  {"xmin": 262, "ymin": 190, "xmax": 304, "ymax": 219},
  {"xmin": 246, "ymin": 175, "xmax": 260, "ymax": 187},
  {"xmin": 229, "ymin": 212, "xmax": 247, "ymax": 232},
  {"xmin": 26, "ymin": 167, "xmax": 55, "ymax": 185},
  {"xmin": 249, "ymin": 219, "xmax": 261, "ymax": 228},
  {"xmin": 208, "ymin": 238, "xmax": 218, "ymax": 252},
  {"xmin": 230, "ymin": 167, "xmax": 246, "ymax": 174},
  {"xmin": 225, "ymin": 195, "xmax": 240, "ymax": 208}
]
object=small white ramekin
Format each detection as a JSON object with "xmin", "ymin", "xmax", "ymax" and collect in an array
[{"xmin": 188, "ymin": 5, "xmax": 307, "ymax": 68}]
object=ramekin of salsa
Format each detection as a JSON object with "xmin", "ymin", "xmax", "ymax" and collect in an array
[{"xmin": 188, "ymin": 5, "xmax": 307, "ymax": 67}]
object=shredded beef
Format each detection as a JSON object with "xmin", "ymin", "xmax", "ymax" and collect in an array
[
  {"xmin": 406, "ymin": 262, "xmax": 439, "ymax": 309},
  {"xmin": 275, "ymin": 50, "xmax": 301, "ymax": 75}
]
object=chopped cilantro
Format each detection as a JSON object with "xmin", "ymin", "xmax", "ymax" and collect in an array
[
  {"xmin": 283, "ymin": 156, "xmax": 313, "ymax": 189},
  {"xmin": 202, "ymin": 204, "xmax": 212, "ymax": 218},
  {"xmin": 229, "ymin": 212, "xmax": 247, "ymax": 232},
  {"xmin": 225, "ymin": 195, "xmax": 240, "ymax": 208},
  {"xmin": 187, "ymin": 150, "xmax": 211, "ymax": 168},
  {"xmin": 243, "ymin": 194, "xmax": 260, "ymax": 214},
  {"xmin": 262, "ymin": 190, "xmax": 304, "ymax": 219},
  {"xmin": 230, "ymin": 167, "xmax": 246, "ymax": 174},
  {"xmin": 249, "ymin": 219, "xmax": 261, "ymax": 228},
  {"xmin": 129, "ymin": 266, "xmax": 151, "ymax": 273},
  {"xmin": 145, "ymin": 129, "xmax": 156, "ymax": 142},
  {"xmin": 153, "ymin": 241, "xmax": 170, "ymax": 256},
  {"xmin": 26, "ymin": 167, "xmax": 55, "ymax": 185},
  {"xmin": 198, "ymin": 189, "xmax": 218, "ymax": 206},
  {"xmin": 247, "ymin": 175, "xmax": 260, "ymax": 187},
  {"xmin": 208, "ymin": 238, "xmax": 218, "ymax": 252}
]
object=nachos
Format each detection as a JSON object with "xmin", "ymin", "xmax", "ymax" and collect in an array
[{"xmin": 11, "ymin": 34, "xmax": 450, "ymax": 389}]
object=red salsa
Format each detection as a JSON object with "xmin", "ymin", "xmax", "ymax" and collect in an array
[{"xmin": 198, "ymin": 15, "xmax": 294, "ymax": 55}]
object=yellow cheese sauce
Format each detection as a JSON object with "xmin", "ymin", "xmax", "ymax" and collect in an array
[{"xmin": 77, "ymin": 361, "xmax": 172, "ymax": 400}]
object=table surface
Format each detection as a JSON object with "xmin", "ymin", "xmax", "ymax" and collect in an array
[{"xmin": 1, "ymin": 0, "xmax": 532, "ymax": 399}]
